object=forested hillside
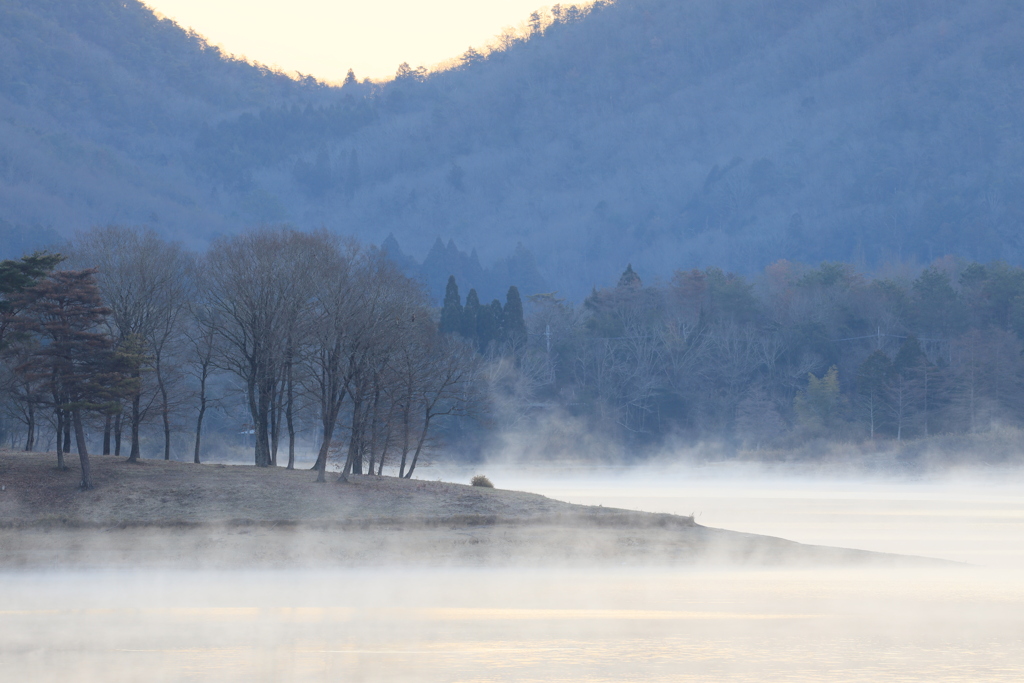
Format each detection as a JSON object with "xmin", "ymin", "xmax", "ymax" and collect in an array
[
  {"xmin": 3, "ymin": 0, "xmax": 1024, "ymax": 299},
  {"xmin": 0, "ymin": 0, "xmax": 319, "ymax": 256},
  {"xmin": 512, "ymin": 258, "xmax": 1024, "ymax": 451}
]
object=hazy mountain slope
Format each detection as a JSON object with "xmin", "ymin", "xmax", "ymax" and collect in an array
[
  {"xmin": 217, "ymin": 0, "xmax": 1023, "ymax": 296},
  {"xmin": 3, "ymin": 0, "xmax": 1024, "ymax": 298},
  {"xmin": 0, "ymin": 0, "xmax": 317, "ymax": 252}
]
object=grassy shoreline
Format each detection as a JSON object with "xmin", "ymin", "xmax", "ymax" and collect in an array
[{"xmin": 0, "ymin": 450, "xmax": 939, "ymax": 569}]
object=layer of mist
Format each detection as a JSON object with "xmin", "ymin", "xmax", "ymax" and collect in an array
[{"xmin": 2, "ymin": 467, "xmax": 1022, "ymax": 681}]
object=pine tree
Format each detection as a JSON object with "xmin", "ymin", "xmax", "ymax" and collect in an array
[
  {"xmin": 11, "ymin": 270, "xmax": 126, "ymax": 489},
  {"xmin": 461, "ymin": 288, "xmax": 481, "ymax": 341},
  {"xmin": 618, "ymin": 263, "xmax": 642, "ymax": 289},
  {"xmin": 439, "ymin": 275, "xmax": 463, "ymax": 334},
  {"xmin": 894, "ymin": 336, "xmax": 925, "ymax": 375},
  {"xmin": 477, "ymin": 299, "xmax": 504, "ymax": 352},
  {"xmin": 0, "ymin": 252, "xmax": 63, "ymax": 347},
  {"xmin": 503, "ymin": 285, "xmax": 527, "ymax": 344}
]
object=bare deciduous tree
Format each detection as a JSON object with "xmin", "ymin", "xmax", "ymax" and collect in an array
[
  {"xmin": 69, "ymin": 226, "xmax": 193, "ymax": 462},
  {"xmin": 205, "ymin": 228, "xmax": 324, "ymax": 467}
]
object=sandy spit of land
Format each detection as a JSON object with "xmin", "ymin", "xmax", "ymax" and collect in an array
[{"xmin": 0, "ymin": 451, "xmax": 931, "ymax": 569}]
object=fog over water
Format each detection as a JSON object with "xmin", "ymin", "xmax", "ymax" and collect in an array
[
  {"xmin": 452, "ymin": 462, "xmax": 1024, "ymax": 567},
  {"xmin": 3, "ymin": 462, "xmax": 1024, "ymax": 681}
]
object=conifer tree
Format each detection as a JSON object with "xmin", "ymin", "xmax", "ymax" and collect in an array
[
  {"xmin": 894, "ymin": 336, "xmax": 925, "ymax": 375},
  {"xmin": 503, "ymin": 285, "xmax": 527, "ymax": 343},
  {"xmin": 12, "ymin": 270, "xmax": 125, "ymax": 488},
  {"xmin": 477, "ymin": 299, "xmax": 504, "ymax": 352},
  {"xmin": 439, "ymin": 275, "xmax": 463, "ymax": 334},
  {"xmin": 0, "ymin": 252, "xmax": 63, "ymax": 347},
  {"xmin": 618, "ymin": 263, "xmax": 642, "ymax": 289},
  {"xmin": 461, "ymin": 288, "xmax": 481, "ymax": 341}
]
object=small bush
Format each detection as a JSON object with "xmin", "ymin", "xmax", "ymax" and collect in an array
[{"xmin": 471, "ymin": 474, "xmax": 494, "ymax": 488}]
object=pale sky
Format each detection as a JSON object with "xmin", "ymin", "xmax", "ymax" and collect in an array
[{"xmin": 144, "ymin": 0, "xmax": 549, "ymax": 83}]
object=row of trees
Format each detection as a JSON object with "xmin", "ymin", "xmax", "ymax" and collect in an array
[
  {"xmin": 518, "ymin": 259, "xmax": 1024, "ymax": 448},
  {"xmin": 438, "ymin": 276, "xmax": 527, "ymax": 353},
  {"xmin": 7, "ymin": 231, "xmax": 1024, "ymax": 479},
  {"xmin": 0, "ymin": 227, "xmax": 480, "ymax": 487}
]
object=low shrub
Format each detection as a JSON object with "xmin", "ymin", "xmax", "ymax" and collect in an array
[{"xmin": 471, "ymin": 474, "xmax": 494, "ymax": 488}]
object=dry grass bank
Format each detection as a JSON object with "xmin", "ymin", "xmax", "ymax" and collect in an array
[{"xmin": 0, "ymin": 450, "xmax": 930, "ymax": 569}]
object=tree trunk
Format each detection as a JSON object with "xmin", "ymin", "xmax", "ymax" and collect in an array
[
  {"xmin": 377, "ymin": 441, "xmax": 388, "ymax": 476},
  {"xmin": 376, "ymin": 400, "xmax": 391, "ymax": 477},
  {"xmin": 127, "ymin": 390, "xmax": 142, "ymax": 462},
  {"xmin": 193, "ymin": 383, "xmax": 207, "ymax": 464},
  {"xmin": 162, "ymin": 408, "xmax": 172, "ymax": 460},
  {"xmin": 398, "ymin": 403, "xmax": 411, "ymax": 478},
  {"xmin": 286, "ymin": 360, "xmax": 296, "ymax": 470},
  {"xmin": 55, "ymin": 409, "xmax": 67, "ymax": 470},
  {"xmin": 269, "ymin": 385, "xmax": 280, "ymax": 467},
  {"xmin": 72, "ymin": 407, "xmax": 92, "ymax": 490},
  {"xmin": 312, "ymin": 443, "xmax": 327, "ymax": 472},
  {"xmin": 315, "ymin": 411, "xmax": 339, "ymax": 483},
  {"xmin": 63, "ymin": 421, "xmax": 71, "ymax": 455},
  {"xmin": 24, "ymin": 401, "xmax": 34, "ymax": 452},
  {"xmin": 367, "ymin": 385, "xmax": 381, "ymax": 476},
  {"xmin": 114, "ymin": 411, "xmax": 122, "ymax": 456},
  {"xmin": 254, "ymin": 377, "xmax": 273, "ymax": 467},
  {"xmin": 404, "ymin": 413, "xmax": 432, "ymax": 479},
  {"xmin": 346, "ymin": 392, "xmax": 365, "ymax": 476},
  {"xmin": 102, "ymin": 414, "xmax": 112, "ymax": 455}
]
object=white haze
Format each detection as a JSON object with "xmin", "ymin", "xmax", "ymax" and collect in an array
[
  {"xmin": 3, "ymin": 458, "xmax": 1024, "ymax": 681},
  {"xmin": 433, "ymin": 459, "xmax": 1024, "ymax": 568}
]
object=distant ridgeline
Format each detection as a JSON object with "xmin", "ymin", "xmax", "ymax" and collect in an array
[
  {"xmin": 380, "ymin": 234, "xmax": 547, "ymax": 304},
  {"xmin": 3, "ymin": 0, "xmax": 1024, "ymax": 299}
]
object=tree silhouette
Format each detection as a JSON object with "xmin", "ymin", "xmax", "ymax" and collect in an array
[
  {"xmin": 439, "ymin": 275, "xmax": 463, "ymax": 334},
  {"xmin": 11, "ymin": 270, "xmax": 127, "ymax": 489},
  {"xmin": 503, "ymin": 285, "xmax": 527, "ymax": 344}
]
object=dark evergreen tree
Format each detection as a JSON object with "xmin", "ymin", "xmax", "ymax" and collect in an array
[
  {"xmin": 439, "ymin": 275, "xmax": 463, "ymax": 334},
  {"xmin": 0, "ymin": 252, "xmax": 64, "ymax": 347},
  {"xmin": 503, "ymin": 285, "xmax": 527, "ymax": 343},
  {"xmin": 477, "ymin": 299, "xmax": 504, "ymax": 352},
  {"xmin": 461, "ymin": 288, "xmax": 481, "ymax": 341},
  {"xmin": 11, "ymin": 270, "xmax": 126, "ymax": 488},
  {"xmin": 618, "ymin": 263, "xmax": 642, "ymax": 289},
  {"xmin": 894, "ymin": 336, "xmax": 925, "ymax": 376}
]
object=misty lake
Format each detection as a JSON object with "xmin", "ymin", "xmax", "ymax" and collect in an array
[{"xmin": 3, "ymin": 464, "xmax": 1023, "ymax": 682}]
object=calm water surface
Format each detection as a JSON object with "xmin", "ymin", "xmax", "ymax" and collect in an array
[{"xmin": 3, "ymin": 464, "xmax": 1023, "ymax": 682}]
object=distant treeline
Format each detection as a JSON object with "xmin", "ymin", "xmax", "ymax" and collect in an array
[
  {"xmin": 518, "ymin": 259, "xmax": 1024, "ymax": 448},
  {"xmin": 5, "ymin": 230, "xmax": 1024, "ymax": 484}
]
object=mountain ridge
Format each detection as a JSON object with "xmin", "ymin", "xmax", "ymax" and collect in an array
[{"xmin": 2, "ymin": 0, "xmax": 1023, "ymax": 298}]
